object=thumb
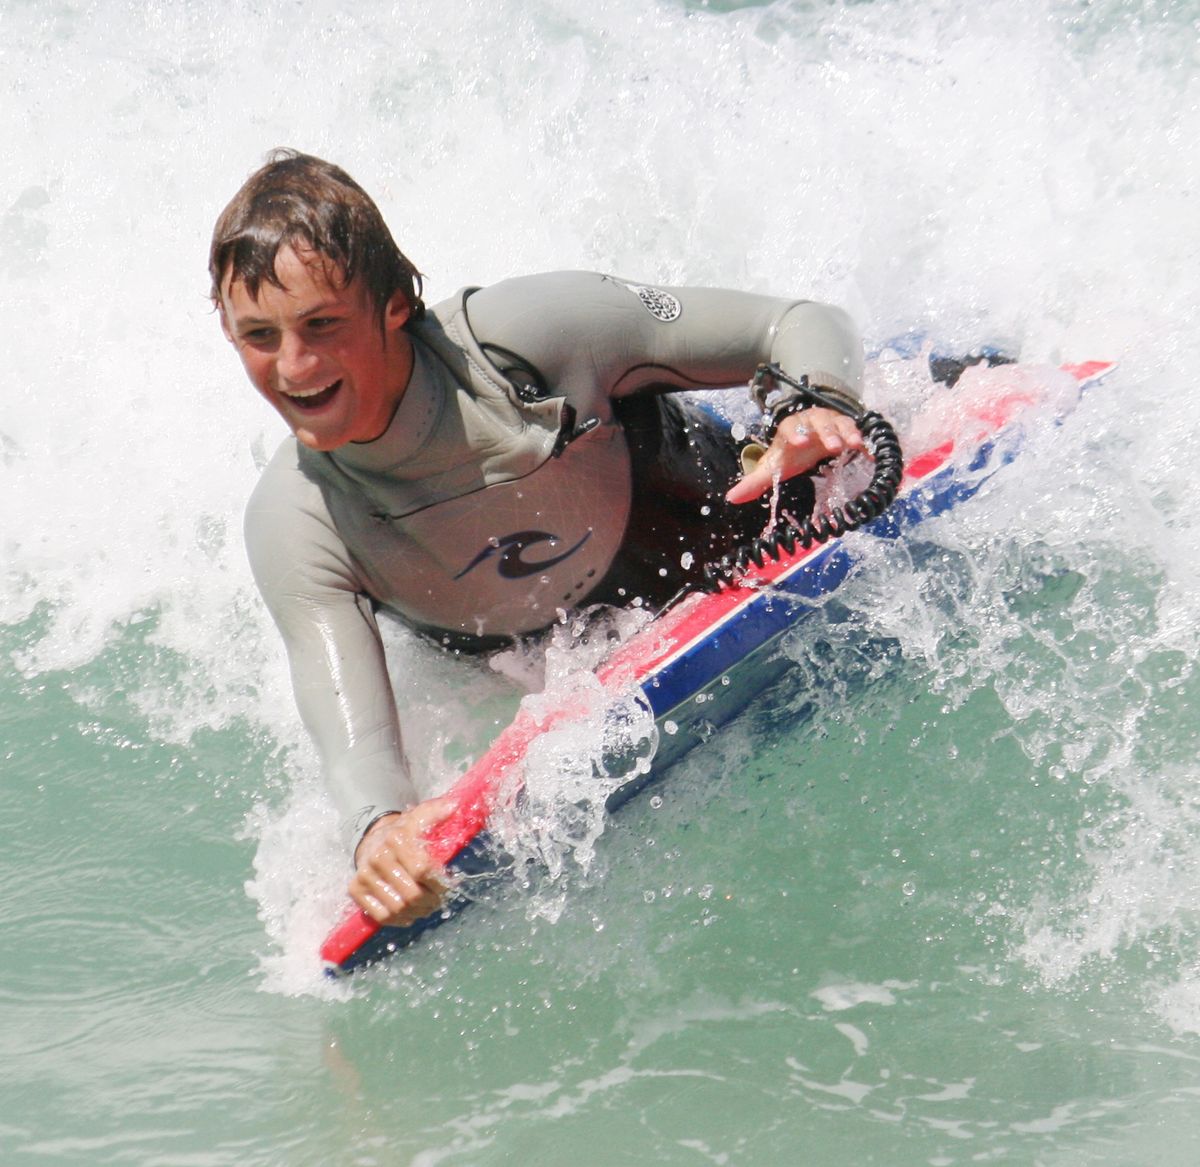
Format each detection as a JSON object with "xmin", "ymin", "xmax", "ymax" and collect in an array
[{"xmin": 408, "ymin": 796, "xmax": 458, "ymax": 836}]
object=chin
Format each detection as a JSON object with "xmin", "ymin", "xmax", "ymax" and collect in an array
[
  {"xmin": 276, "ymin": 406, "xmax": 345, "ymax": 451},
  {"xmin": 294, "ymin": 426, "xmax": 347, "ymax": 452}
]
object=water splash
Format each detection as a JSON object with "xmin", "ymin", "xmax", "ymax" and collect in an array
[{"xmin": 489, "ymin": 613, "xmax": 659, "ymax": 924}]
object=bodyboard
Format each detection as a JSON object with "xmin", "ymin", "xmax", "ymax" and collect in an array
[{"xmin": 320, "ymin": 357, "xmax": 1116, "ymax": 974}]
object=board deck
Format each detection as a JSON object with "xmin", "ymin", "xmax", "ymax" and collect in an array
[{"xmin": 320, "ymin": 357, "xmax": 1116, "ymax": 975}]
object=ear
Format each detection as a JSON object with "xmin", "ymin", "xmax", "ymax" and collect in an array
[
  {"xmin": 383, "ymin": 291, "xmax": 412, "ymax": 333},
  {"xmin": 215, "ymin": 269, "xmax": 237, "ymax": 345}
]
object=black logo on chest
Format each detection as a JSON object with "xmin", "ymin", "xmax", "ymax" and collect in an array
[{"xmin": 454, "ymin": 529, "xmax": 592, "ymax": 580}]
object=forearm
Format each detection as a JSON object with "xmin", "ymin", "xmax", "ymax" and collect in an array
[
  {"xmin": 768, "ymin": 300, "xmax": 863, "ymax": 394},
  {"xmin": 276, "ymin": 596, "xmax": 418, "ymax": 851}
]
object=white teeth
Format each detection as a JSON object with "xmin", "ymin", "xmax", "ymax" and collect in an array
[{"xmin": 284, "ymin": 380, "xmax": 339, "ymax": 399}]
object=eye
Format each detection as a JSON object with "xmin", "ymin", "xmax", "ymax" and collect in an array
[
  {"xmin": 241, "ymin": 327, "xmax": 277, "ymax": 345},
  {"xmin": 307, "ymin": 315, "xmax": 341, "ymax": 333}
]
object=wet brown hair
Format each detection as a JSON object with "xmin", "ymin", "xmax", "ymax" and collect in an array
[{"xmin": 209, "ymin": 149, "xmax": 424, "ymax": 324}]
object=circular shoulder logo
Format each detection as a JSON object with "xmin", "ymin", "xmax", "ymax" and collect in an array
[
  {"xmin": 630, "ymin": 283, "xmax": 682, "ymax": 322},
  {"xmin": 608, "ymin": 277, "xmax": 682, "ymax": 323}
]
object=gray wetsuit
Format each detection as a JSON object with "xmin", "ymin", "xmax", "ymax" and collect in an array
[{"xmin": 243, "ymin": 271, "xmax": 862, "ymax": 847}]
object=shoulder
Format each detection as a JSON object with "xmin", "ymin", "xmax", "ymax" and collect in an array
[
  {"xmin": 420, "ymin": 272, "xmax": 610, "ymax": 341},
  {"xmin": 243, "ymin": 438, "xmax": 361, "ymax": 599},
  {"xmin": 454, "ymin": 271, "xmax": 691, "ymax": 367},
  {"xmin": 244, "ymin": 437, "xmax": 326, "ymax": 534},
  {"xmin": 461, "ymin": 271, "xmax": 658, "ymax": 325}
]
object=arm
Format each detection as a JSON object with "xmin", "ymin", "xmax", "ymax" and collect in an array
[
  {"xmin": 246, "ymin": 444, "xmax": 446, "ymax": 923},
  {"xmin": 462, "ymin": 272, "xmax": 866, "ymax": 496},
  {"xmin": 462, "ymin": 272, "xmax": 862, "ymax": 398},
  {"xmin": 604, "ymin": 283, "xmax": 869, "ymax": 496}
]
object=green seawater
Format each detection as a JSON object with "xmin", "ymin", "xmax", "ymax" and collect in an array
[
  {"xmin": 7, "ymin": 529, "xmax": 1200, "ymax": 1164},
  {"xmin": 5, "ymin": 0, "xmax": 1200, "ymax": 1162}
]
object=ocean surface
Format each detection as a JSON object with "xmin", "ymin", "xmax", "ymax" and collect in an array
[{"xmin": 4, "ymin": 0, "xmax": 1200, "ymax": 1163}]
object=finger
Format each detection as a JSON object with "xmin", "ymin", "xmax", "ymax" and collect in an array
[
  {"xmin": 368, "ymin": 843, "xmax": 447, "ymax": 904},
  {"xmin": 353, "ymin": 877, "xmax": 409, "ymax": 924},
  {"xmin": 375, "ymin": 857, "xmax": 425, "ymax": 898},
  {"xmin": 380, "ymin": 802, "xmax": 459, "ymax": 890},
  {"xmin": 725, "ymin": 459, "xmax": 779, "ymax": 504},
  {"xmin": 372, "ymin": 879, "xmax": 445, "ymax": 927},
  {"xmin": 352, "ymin": 865, "xmax": 439, "ymax": 925},
  {"xmin": 362, "ymin": 797, "xmax": 456, "ymax": 872},
  {"xmin": 826, "ymin": 415, "xmax": 867, "ymax": 452},
  {"xmin": 354, "ymin": 861, "xmax": 419, "ymax": 908},
  {"xmin": 790, "ymin": 415, "xmax": 846, "ymax": 453},
  {"xmin": 785, "ymin": 409, "xmax": 866, "ymax": 455},
  {"xmin": 404, "ymin": 796, "xmax": 458, "ymax": 836},
  {"xmin": 359, "ymin": 889, "xmax": 436, "ymax": 927},
  {"xmin": 358, "ymin": 893, "xmax": 393, "ymax": 923}
]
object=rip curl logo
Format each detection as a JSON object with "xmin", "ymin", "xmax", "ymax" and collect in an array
[
  {"xmin": 454, "ymin": 529, "xmax": 592, "ymax": 581},
  {"xmin": 605, "ymin": 276, "xmax": 682, "ymax": 322}
]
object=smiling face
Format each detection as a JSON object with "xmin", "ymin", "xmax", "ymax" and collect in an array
[{"xmin": 220, "ymin": 245, "xmax": 414, "ymax": 451}]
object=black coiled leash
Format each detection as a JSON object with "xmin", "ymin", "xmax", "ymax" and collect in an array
[{"xmin": 690, "ymin": 363, "xmax": 904, "ymax": 598}]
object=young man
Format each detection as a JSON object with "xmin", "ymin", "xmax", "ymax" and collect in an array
[{"xmin": 211, "ymin": 149, "xmax": 867, "ymax": 928}]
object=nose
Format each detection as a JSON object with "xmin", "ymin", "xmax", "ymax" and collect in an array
[{"xmin": 276, "ymin": 331, "xmax": 319, "ymax": 386}]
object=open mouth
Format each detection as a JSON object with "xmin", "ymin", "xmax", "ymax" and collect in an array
[{"xmin": 285, "ymin": 380, "xmax": 343, "ymax": 411}]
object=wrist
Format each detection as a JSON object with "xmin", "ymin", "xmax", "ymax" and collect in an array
[
  {"xmin": 764, "ymin": 397, "xmax": 813, "ymax": 442},
  {"xmin": 749, "ymin": 364, "xmax": 820, "ymax": 442},
  {"xmin": 353, "ymin": 809, "xmax": 405, "ymax": 865}
]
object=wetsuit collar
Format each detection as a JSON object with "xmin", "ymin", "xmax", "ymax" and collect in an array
[{"xmin": 330, "ymin": 341, "xmax": 445, "ymax": 475}]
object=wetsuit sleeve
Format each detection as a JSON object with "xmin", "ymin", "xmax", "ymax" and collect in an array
[
  {"xmin": 460, "ymin": 271, "xmax": 863, "ymax": 405},
  {"xmin": 244, "ymin": 442, "xmax": 418, "ymax": 851}
]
